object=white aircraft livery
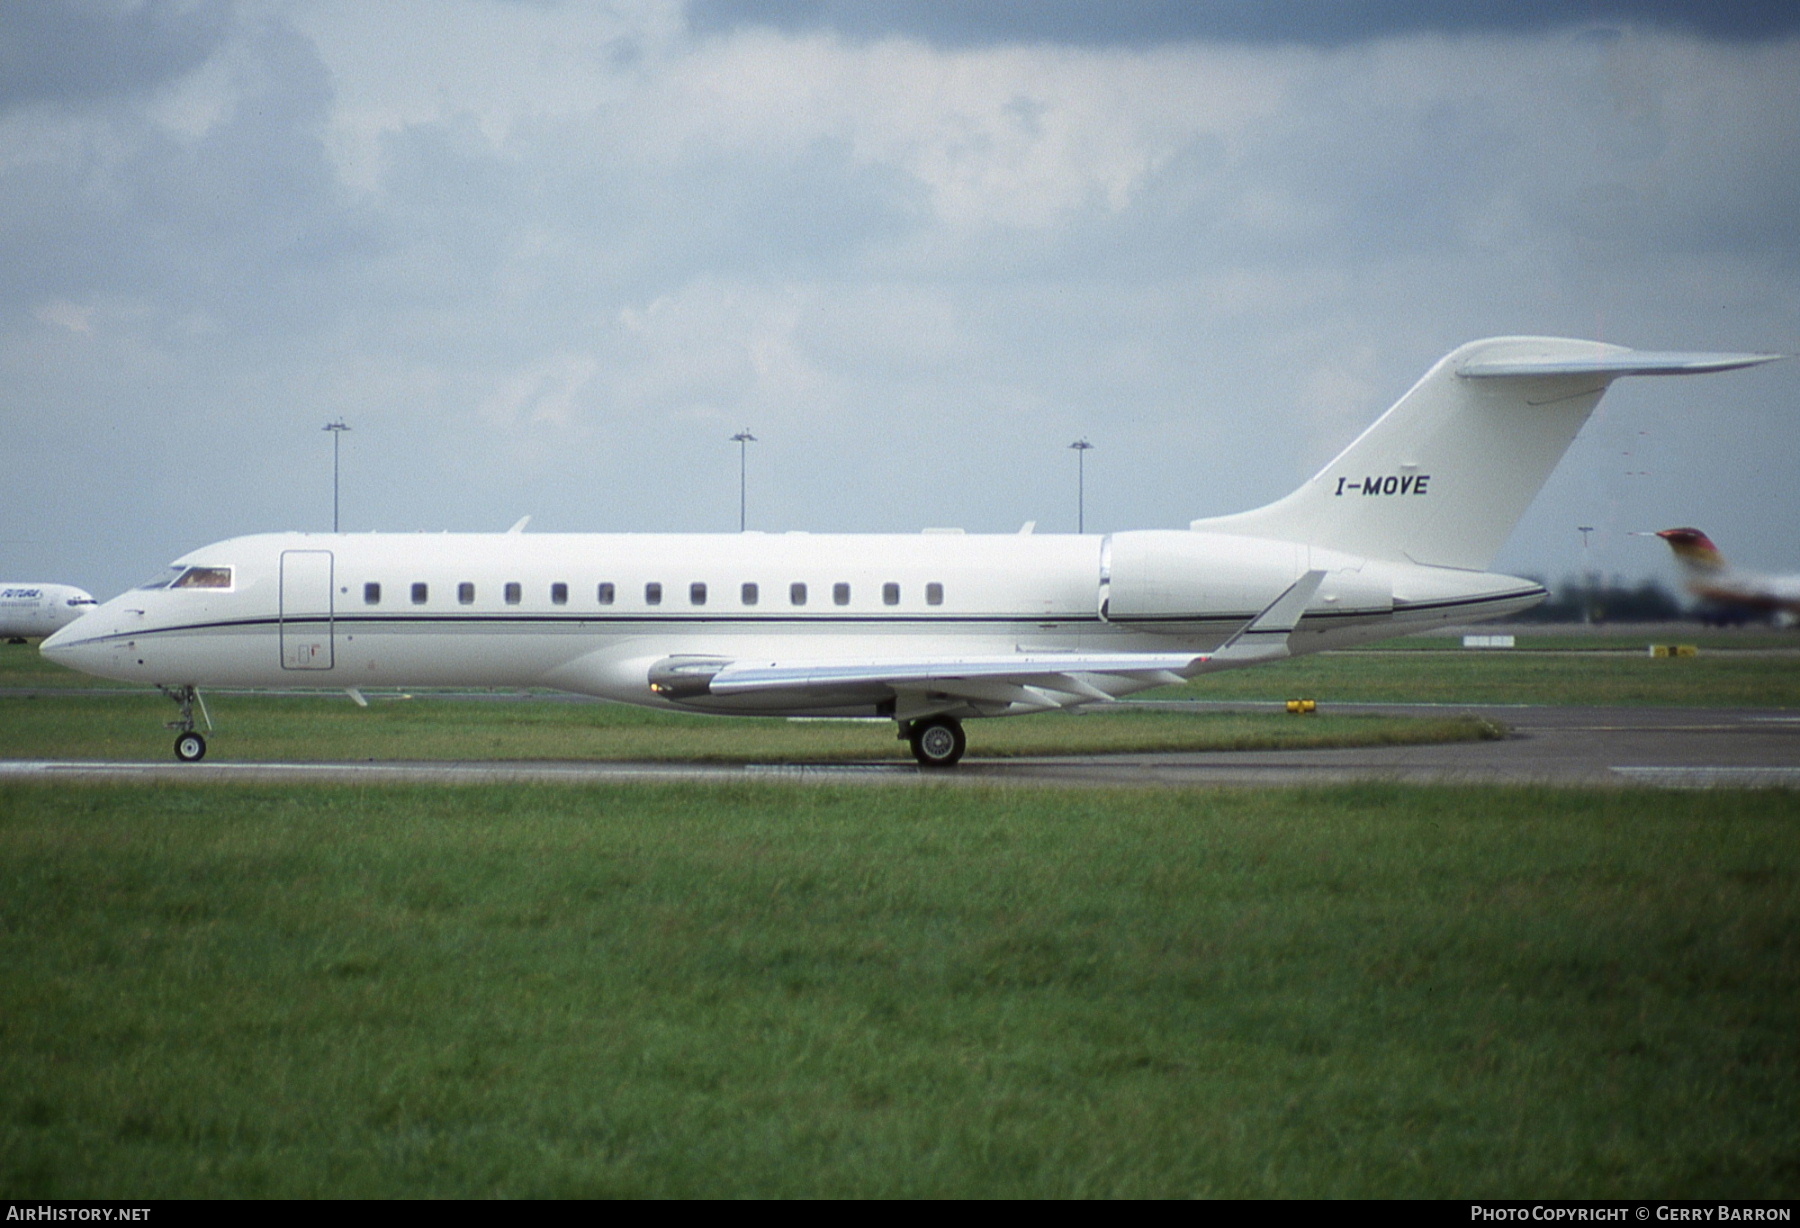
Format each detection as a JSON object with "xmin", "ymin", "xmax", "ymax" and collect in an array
[
  {"xmin": 42, "ymin": 337, "xmax": 1779, "ymax": 765},
  {"xmin": 2, "ymin": 583, "xmax": 97, "ymax": 642}
]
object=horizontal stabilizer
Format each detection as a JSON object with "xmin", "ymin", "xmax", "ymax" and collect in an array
[{"xmin": 1459, "ymin": 351, "xmax": 1779, "ymax": 379}]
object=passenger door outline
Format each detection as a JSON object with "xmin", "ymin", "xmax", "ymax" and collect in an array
[{"xmin": 279, "ymin": 550, "xmax": 334, "ymax": 670}]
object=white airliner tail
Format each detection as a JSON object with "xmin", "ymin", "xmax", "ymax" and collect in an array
[{"xmin": 1191, "ymin": 337, "xmax": 1777, "ymax": 572}]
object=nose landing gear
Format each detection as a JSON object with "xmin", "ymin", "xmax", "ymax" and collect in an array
[
  {"xmin": 902, "ymin": 716, "xmax": 966, "ymax": 768},
  {"xmin": 158, "ymin": 684, "xmax": 212, "ymax": 763}
]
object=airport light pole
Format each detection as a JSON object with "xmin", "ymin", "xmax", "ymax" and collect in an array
[
  {"xmin": 1069, "ymin": 438, "xmax": 1094, "ymax": 533},
  {"xmin": 324, "ymin": 420, "xmax": 350, "ymax": 532},
  {"xmin": 1578, "ymin": 525, "xmax": 1596, "ymax": 625},
  {"xmin": 731, "ymin": 429, "xmax": 757, "ymax": 532}
]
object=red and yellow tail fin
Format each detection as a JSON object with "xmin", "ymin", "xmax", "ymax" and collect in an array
[{"xmin": 1655, "ymin": 527, "xmax": 1727, "ymax": 572}]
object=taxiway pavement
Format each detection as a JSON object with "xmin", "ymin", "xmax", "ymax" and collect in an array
[{"xmin": 4, "ymin": 703, "xmax": 1797, "ymax": 789}]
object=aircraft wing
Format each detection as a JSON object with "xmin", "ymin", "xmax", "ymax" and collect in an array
[
  {"xmin": 650, "ymin": 572, "xmax": 1327, "ymax": 716},
  {"xmin": 708, "ymin": 652, "xmax": 1201, "ymax": 705}
]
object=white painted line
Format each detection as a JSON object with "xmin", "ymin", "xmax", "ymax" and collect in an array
[{"xmin": 1611, "ymin": 766, "xmax": 1800, "ymax": 788}]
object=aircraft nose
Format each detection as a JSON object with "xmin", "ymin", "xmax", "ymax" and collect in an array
[
  {"xmin": 40, "ymin": 620, "xmax": 79, "ymax": 661},
  {"xmin": 40, "ymin": 616, "xmax": 100, "ymax": 668}
]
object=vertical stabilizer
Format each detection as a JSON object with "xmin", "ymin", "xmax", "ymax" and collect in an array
[
  {"xmin": 1655, "ymin": 527, "xmax": 1727, "ymax": 573},
  {"xmin": 1191, "ymin": 337, "xmax": 1778, "ymax": 572}
]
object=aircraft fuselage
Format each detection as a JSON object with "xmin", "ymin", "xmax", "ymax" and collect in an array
[{"xmin": 45, "ymin": 528, "xmax": 1541, "ymax": 718}]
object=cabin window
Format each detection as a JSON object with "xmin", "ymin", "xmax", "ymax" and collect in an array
[
  {"xmin": 551, "ymin": 583, "xmax": 568, "ymax": 606},
  {"xmin": 926, "ymin": 582, "xmax": 944, "ymax": 606},
  {"xmin": 363, "ymin": 582, "xmax": 381, "ymax": 605},
  {"xmin": 741, "ymin": 582, "xmax": 759, "ymax": 606},
  {"xmin": 833, "ymin": 582, "xmax": 851, "ymax": 606},
  {"xmin": 504, "ymin": 582, "xmax": 522, "ymax": 605},
  {"xmin": 790, "ymin": 582, "xmax": 807, "ymax": 606},
  {"xmin": 411, "ymin": 583, "xmax": 428, "ymax": 604},
  {"xmin": 645, "ymin": 582, "xmax": 662, "ymax": 605},
  {"xmin": 597, "ymin": 582, "xmax": 615, "ymax": 605},
  {"xmin": 458, "ymin": 582, "xmax": 475, "ymax": 605},
  {"xmin": 690, "ymin": 582, "xmax": 707, "ymax": 606},
  {"xmin": 172, "ymin": 567, "xmax": 233, "ymax": 589},
  {"xmin": 882, "ymin": 582, "xmax": 900, "ymax": 606}
]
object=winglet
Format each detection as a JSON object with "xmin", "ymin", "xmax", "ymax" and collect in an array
[
  {"xmin": 506, "ymin": 516, "xmax": 532, "ymax": 534},
  {"xmin": 1205, "ymin": 570, "xmax": 1327, "ymax": 665}
]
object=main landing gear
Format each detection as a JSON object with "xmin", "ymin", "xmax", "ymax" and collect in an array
[
  {"xmin": 902, "ymin": 716, "xmax": 966, "ymax": 768},
  {"xmin": 158, "ymin": 684, "xmax": 212, "ymax": 762}
]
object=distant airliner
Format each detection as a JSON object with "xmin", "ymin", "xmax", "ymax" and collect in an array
[
  {"xmin": 1653, "ymin": 527, "xmax": 1800, "ymax": 619},
  {"xmin": 1, "ymin": 583, "xmax": 97, "ymax": 643},
  {"xmin": 43, "ymin": 337, "xmax": 1778, "ymax": 765}
]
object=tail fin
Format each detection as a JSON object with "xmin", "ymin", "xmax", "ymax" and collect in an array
[
  {"xmin": 1191, "ymin": 337, "xmax": 1778, "ymax": 571},
  {"xmin": 1655, "ymin": 527, "xmax": 1728, "ymax": 573}
]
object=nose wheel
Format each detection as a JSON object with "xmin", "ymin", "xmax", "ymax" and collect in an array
[
  {"xmin": 158, "ymin": 684, "xmax": 213, "ymax": 763},
  {"xmin": 905, "ymin": 716, "xmax": 966, "ymax": 768}
]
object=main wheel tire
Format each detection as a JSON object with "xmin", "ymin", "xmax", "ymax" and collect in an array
[
  {"xmin": 174, "ymin": 731, "xmax": 207, "ymax": 763},
  {"xmin": 908, "ymin": 717, "xmax": 966, "ymax": 768}
]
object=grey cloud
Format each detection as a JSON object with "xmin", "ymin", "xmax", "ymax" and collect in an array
[
  {"xmin": 0, "ymin": 17, "xmax": 374, "ymax": 331},
  {"xmin": 688, "ymin": 1, "xmax": 1800, "ymax": 48},
  {"xmin": 0, "ymin": 0, "xmax": 234, "ymax": 112}
]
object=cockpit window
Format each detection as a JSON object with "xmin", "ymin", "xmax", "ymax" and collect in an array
[
  {"xmin": 136, "ymin": 567, "xmax": 183, "ymax": 591},
  {"xmin": 171, "ymin": 567, "xmax": 233, "ymax": 589}
]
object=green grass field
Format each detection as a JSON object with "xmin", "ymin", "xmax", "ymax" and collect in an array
[{"xmin": 2, "ymin": 781, "xmax": 1793, "ymax": 1198}]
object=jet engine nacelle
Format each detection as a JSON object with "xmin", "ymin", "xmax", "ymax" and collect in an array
[{"xmin": 1102, "ymin": 531, "xmax": 1392, "ymax": 627}]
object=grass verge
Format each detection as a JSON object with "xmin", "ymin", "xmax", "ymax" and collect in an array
[
  {"xmin": 1154, "ymin": 648, "xmax": 1800, "ymax": 706},
  {"xmin": 1, "ymin": 781, "xmax": 1793, "ymax": 1197}
]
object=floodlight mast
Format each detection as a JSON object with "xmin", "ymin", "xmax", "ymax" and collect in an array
[
  {"xmin": 731, "ymin": 429, "xmax": 757, "ymax": 532},
  {"xmin": 1578, "ymin": 525, "xmax": 1596, "ymax": 625},
  {"xmin": 1069, "ymin": 438, "xmax": 1094, "ymax": 533},
  {"xmin": 324, "ymin": 420, "xmax": 350, "ymax": 532}
]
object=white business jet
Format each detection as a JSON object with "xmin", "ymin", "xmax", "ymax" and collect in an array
[
  {"xmin": 42, "ymin": 337, "xmax": 1778, "ymax": 765},
  {"xmin": 2, "ymin": 583, "xmax": 97, "ymax": 642}
]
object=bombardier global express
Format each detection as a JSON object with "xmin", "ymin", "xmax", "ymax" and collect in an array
[{"xmin": 42, "ymin": 336, "xmax": 1778, "ymax": 765}]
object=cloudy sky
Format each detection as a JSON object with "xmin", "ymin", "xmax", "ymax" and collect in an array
[{"xmin": 3, "ymin": 0, "xmax": 1796, "ymax": 598}]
